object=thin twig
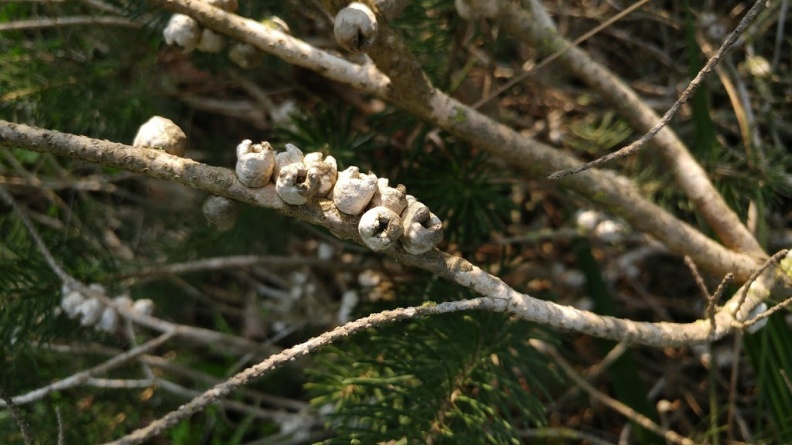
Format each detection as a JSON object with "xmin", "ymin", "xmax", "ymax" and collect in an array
[
  {"xmin": 473, "ymin": 0, "xmax": 651, "ymax": 109},
  {"xmin": 0, "ymin": 16, "xmax": 138, "ymax": 32},
  {"xmin": 0, "ymin": 186, "xmax": 72, "ymax": 282},
  {"xmin": 530, "ymin": 340, "xmax": 695, "ymax": 445},
  {"xmin": 726, "ymin": 333, "xmax": 743, "ymax": 444},
  {"xmin": 86, "ymin": 378, "xmax": 154, "ymax": 389},
  {"xmin": 0, "ymin": 388, "xmax": 34, "ymax": 445},
  {"xmin": 549, "ymin": 0, "xmax": 768, "ymax": 179},
  {"xmin": 548, "ymin": 341, "xmax": 629, "ymax": 411},
  {"xmin": 0, "ymin": 331, "xmax": 176, "ymax": 407},
  {"xmin": 100, "ymin": 303, "xmax": 456, "ymax": 445},
  {"xmin": 739, "ymin": 293, "xmax": 792, "ymax": 329},
  {"xmin": 155, "ymin": 379, "xmax": 314, "ymax": 424},
  {"xmin": 709, "ymin": 273, "xmax": 734, "ymax": 337},
  {"xmin": 733, "ymin": 249, "xmax": 789, "ymax": 316},
  {"xmin": 685, "ymin": 256, "xmax": 735, "ymax": 339},
  {"xmin": 34, "ymin": 342, "xmax": 309, "ymax": 411},
  {"xmin": 114, "ymin": 255, "xmax": 352, "ymax": 280},
  {"xmin": 56, "ymin": 406, "xmax": 64, "ymax": 445},
  {"xmin": 684, "ymin": 256, "xmax": 710, "ymax": 300}
]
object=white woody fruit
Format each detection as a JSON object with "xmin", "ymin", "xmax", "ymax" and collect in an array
[
  {"xmin": 61, "ymin": 291, "xmax": 85, "ymax": 319},
  {"xmin": 202, "ymin": 195, "xmax": 239, "ymax": 231},
  {"xmin": 303, "ymin": 152, "xmax": 338, "ymax": 197},
  {"xmin": 334, "ymin": 2, "xmax": 378, "ymax": 52},
  {"xmin": 273, "ymin": 143, "xmax": 304, "ymax": 178},
  {"xmin": 114, "ymin": 295, "xmax": 133, "ymax": 309},
  {"xmin": 163, "ymin": 14, "xmax": 201, "ymax": 53},
  {"xmin": 96, "ymin": 307, "xmax": 119, "ymax": 333},
  {"xmin": 333, "ymin": 166, "xmax": 377, "ymax": 215},
  {"xmin": 359, "ymin": 206, "xmax": 404, "ymax": 251},
  {"xmin": 236, "ymin": 139, "xmax": 275, "ymax": 188},
  {"xmin": 400, "ymin": 195, "xmax": 443, "ymax": 255},
  {"xmin": 132, "ymin": 299, "xmax": 155, "ymax": 316},
  {"xmin": 229, "ymin": 43, "xmax": 264, "ymax": 69},
  {"xmin": 197, "ymin": 28, "xmax": 226, "ymax": 53},
  {"xmin": 133, "ymin": 116, "xmax": 188, "ymax": 157},
  {"xmin": 77, "ymin": 298, "xmax": 103, "ymax": 326},
  {"xmin": 370, "ymin": 178, "xmax": 407, "ymax": 214},
  {"xmin": 276, "ymin": 163, "xmax": 321, "ymax": 205}
]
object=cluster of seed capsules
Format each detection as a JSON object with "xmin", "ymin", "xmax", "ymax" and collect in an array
[
  {"xmin": 60, "ymin": 283, "xmax": 154, "ymax": 334},
  {"xmin": 225, "ymin": 139, "xmax": 444, "ymax": 254},
  {"xmin": 133, "ymin": 114, "xmax": 444, "ymax": 255}
]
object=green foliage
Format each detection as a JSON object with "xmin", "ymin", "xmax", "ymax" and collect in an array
[
  {"xmin": 3, "ymin": 1, "xmax": 791, "ymax": 443},
  {"xmin": 275, "ymin": 105, "xmax": 378, "ymax": 171},
  {"xmin": 744, "ymin": 314, "xmax": 792, "ymax": 443},
  {"xmin": 0, "ymin": 219, "xmax": 61, "ymax": 381},
  {"xmin": 0, "ymin": 3, "xmax": 167, "ymax": 141},
  {"xmin": 404, "ymin": 139, "xmax": 513, "ymax": 249},
  {"xmin": 391, "ymin": 0, "xmax": 460, "ymax": 86},
  {"xmin": 0, "ymin": 214, "xmax": 86, "ymax": 387},
  {"xmin": 307, "ymin": 312, "xmax": 557, "ymax": 444},
  {"xmin": 565, "ymin": 112, "xmax": 632, "ymax": 154},
  {"xmin": 170, "ymin": 408, "xmax": 267, "ymax": 445}
]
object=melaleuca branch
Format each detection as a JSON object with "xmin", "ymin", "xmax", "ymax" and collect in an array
[
  {"xmin": 146, "ymin": 0, "xmax": 763, "ymax": 283},
  {"xmin": 3, "ymin": 121, "xmax": 791, "ymax": 445},
  {"xmin": 1, "ymin": 120, "xmax": 786, "ymax": 349},
  {"xmin": 0, "ymin": 331, "xmax": 176, "ymax": 408}
]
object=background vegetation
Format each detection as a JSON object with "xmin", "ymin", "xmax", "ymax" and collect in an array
[{"xmin": 1, "ymin": 0, "xmax": 791, "ymax": 443}]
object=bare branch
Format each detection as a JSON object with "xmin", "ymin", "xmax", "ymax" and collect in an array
[
  {"xmin": 0, "ymin": 331, "xmax": 175, "ymax": 407},
  {"xmin": 1, "ymin": 121, "xmax": 784, "ymax": 347},
  {"xmin": 0, "ymin": 16, "xmax": 138, "ymax": 32},
  {"xmin": 733, "ymin": 249, "xmax": 789, "ymax": 317},
  {"xmin": 113, "ymin": 254, "xmax": 355, "ymax": 281},
  {"xmin": 709, "ymin": 273, "xmax": 735, "ymax": 337}
]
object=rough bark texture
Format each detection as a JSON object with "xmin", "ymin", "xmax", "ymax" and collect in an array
[{"xmin": 0, "ymin": 120, "xmax": 780, "ymax": 350}]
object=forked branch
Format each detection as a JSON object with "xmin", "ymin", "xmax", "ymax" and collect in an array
[{"xmin": 145, "ymin": 0, "xmax": 764, "ymax": 281}]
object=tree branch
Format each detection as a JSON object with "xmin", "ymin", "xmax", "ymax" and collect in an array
[
  {"xmin": 0, "ymin": 331, "xmax": 175, "ymax": 407},
  {"xmin": 102, "ymin": 262, "xmax": 792, "ymax": 445},
  {"xmin": 144, "ymin": 0, "xmax": 763, "ymax": 282},
  {"xmin": 0, "ymin": 15, "xmax": 137, "ymax": 32},
  {"xmin": 1, "ymin": 121, "xmax": 786, "ymax": 349}
]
